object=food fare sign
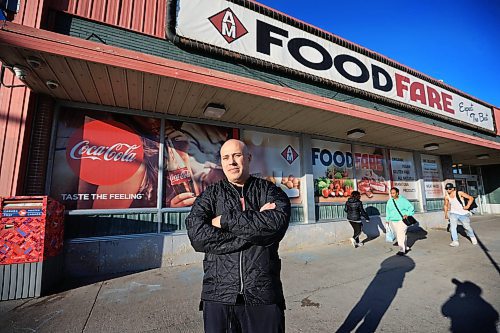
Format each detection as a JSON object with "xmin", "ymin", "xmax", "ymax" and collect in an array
[{"xmin": 173, "ymin": 0, "xmax": 495, "ymax": 132}]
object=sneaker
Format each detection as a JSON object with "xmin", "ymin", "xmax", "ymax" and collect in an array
[
  {"xmin": 349, "ymin": 238, "xmax": 356, "ymax": 248},
  {"xmin": 396, "ymin": 251, "xmax": 406, "ymax": 256},
  {"xmin": 449, "ymin": 241, "xmax": 459, "ymax": 247},
  {"xmin": 357, "ymin": 242, "xmax": 364, "ymax": 247},
  {"xmin": 470, "ymin": 237, "xmax": 478, "ymax": 245}
]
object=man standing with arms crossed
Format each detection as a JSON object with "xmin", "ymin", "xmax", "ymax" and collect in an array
[
  {"xmin": 186, "ymin": 139, "xmax": 291, "ymax": 332},
  {"xmin": 444, "ymin": 182, "xmax": 477, "ymax": 247}
]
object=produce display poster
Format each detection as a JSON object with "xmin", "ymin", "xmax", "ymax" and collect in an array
[
  {"xmin": 243, "ymin": 131, "xmax": 302, "ymax": 204},
  {"xmin": 312, "ymin": 140, "xmax": 355, "ymax": 203}
]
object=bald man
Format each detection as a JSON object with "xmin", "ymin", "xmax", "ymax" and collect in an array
[{"xmin": 186, "ymin": 139, "xmax": 291, "ymax": 333}]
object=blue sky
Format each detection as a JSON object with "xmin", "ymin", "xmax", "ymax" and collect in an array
[{"xmin": 257, "ymin": 0, "xmax": 500, "ymax": 108}]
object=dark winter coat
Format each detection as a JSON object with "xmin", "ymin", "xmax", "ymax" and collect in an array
[
  {"xmin": 344, "ymin": 197, "xmax": 369, "ymax": 222},
  {"xmin": 185, "ymin": 176, "xmax": 291, "ymax": 308}
]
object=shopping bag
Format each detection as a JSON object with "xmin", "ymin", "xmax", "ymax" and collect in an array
[{"xmin": 385, "ymin": 225, "xmax": 395, "ymax": 242}]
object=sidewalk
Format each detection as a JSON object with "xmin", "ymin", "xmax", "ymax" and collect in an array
[{"xmin": 1, "ymin": 215, "xmax": 499, "ymax": 333}]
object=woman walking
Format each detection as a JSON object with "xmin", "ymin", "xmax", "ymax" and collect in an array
[
  {"xmin": 386, "ymin": 187, "xmax": 415, "ymax": 255},
  {"xmin": 344, "ymin": 191, "xmax": 370, "ymax": 248}
]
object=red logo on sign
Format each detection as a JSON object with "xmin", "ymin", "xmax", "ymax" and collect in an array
[
  {"xmin": 66, "ymin": 120, "xmax": 144, "ymax": 185},
  {"xmin": 209, "ymin": 8, "xmax": 248, "ymax": 43},
  {"xmin": 281, "ymin": 145, "xmax": 298, "ymax": 165},
  {"xmin": 18, "ymin": 210, "xmax": 27, "ymax": 216}
]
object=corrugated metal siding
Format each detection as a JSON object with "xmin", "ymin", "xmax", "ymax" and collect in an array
[
  {"xmin": 49, "ymin": 0, "xmax": 167, "ymax": 38},
  {"xmin": 0, "ymin": 1, "xmax": 46, "ymax": 196}
]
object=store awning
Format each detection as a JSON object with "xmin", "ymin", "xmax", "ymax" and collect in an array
[{"xmin": 1, "ymin": 22, "xmax": 499, "ymax": 165}]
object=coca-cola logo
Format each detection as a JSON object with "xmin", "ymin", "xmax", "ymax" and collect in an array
[
  {"xmin": 169, "ymin": 168, "xmax": 191, "ymax": 185},
  {"xmin": 66, "ymin": 119, "xmax": 144, "ymax": 185}
]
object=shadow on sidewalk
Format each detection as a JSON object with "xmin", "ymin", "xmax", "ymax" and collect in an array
[
  {"xmin": 361, "ymin": 207, "xmax": 384, "ymax": 244},
  {"xmin": 336, "ymin": 255, "xmax": 415, "ymax": 333},
  {"xmin": 441, "ymin": 278, "xmax": 499, "ymax": 333},
  {"xmin": 406, "ymin": 224, "xmax": 428, "ymax": 249}
]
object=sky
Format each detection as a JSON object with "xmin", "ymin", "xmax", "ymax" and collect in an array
[{"xmin": 256, "ymin": 0, "xmax": 500, "ymax": 107}]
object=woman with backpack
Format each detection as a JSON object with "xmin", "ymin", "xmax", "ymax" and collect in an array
[{"xmin": 344, "ymin": 191, "xmax": 370, "ymax": 248}]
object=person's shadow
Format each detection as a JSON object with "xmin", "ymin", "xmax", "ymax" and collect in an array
[
  {"xmin": 336, "ymin": 255, "xmax": 415, "ymax": 333},
  {"xmin": 406, "ymin": 224, "xmax": 428, "ymax": 249},
  {"xmin": 441, "ymin": 279, "xmax": 499, "ymax": 333},
  {"xmin": 362, "ymin": 207, "xmax": 384, "ymax": 243}
]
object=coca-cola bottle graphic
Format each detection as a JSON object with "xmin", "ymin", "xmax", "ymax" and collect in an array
[{"xmin": 165, "ymin": 138, "xmax": 198, "ymax": 196}]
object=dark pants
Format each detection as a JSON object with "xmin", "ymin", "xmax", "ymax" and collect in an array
[
  {"xmin": 203, "ymin": 301, "xmax": 285, "ymax": 333},
  {"xmin": 349, "ymin": 221, "xmax": 363, "ymax": 243}
]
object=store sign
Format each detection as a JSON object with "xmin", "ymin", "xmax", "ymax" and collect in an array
[
  {"xmin": 389, "ymin": 150, "xmax": 418, "ymax": 200},
  {"xmin": 421, "ymin": 154, "xmax": 444, "ymax": 199},
  {"xmin": 174, "ymin": 0, "xmax": 495, "ymax": 131}
]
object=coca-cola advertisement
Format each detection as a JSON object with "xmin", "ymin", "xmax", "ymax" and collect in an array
[
  {"xmin": 163, "ymin": 121, "xmax": 235, "ymax": 208},
  {"xmin": 243, "ymin": 131, "xmax": 302, "ymax": 204},
  {"xmin": 353, "ymin": 145, "xmax": 390, "ymax": 201},
  {"xmin": 50, "ymin": 108, "xmax": 160, "ymax": 209}
]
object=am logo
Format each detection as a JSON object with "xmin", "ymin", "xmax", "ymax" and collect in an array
[{"xmin": 209, "ymin": 7, "xmax": 248, "ymax": 43}]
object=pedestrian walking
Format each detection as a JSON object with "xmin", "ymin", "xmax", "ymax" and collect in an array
[
  {"xmin": 185, "ymin": 139, "xmax": 291, "ymax": 333},
  {"xmin": 385, "ymin": 187, "xmax": 415, "ymax": 255},
  {"xmin": 344, "ymin": 190, "xmax": 370, "ymax": 248},
  {"xmin": 444, "ymin": 183, "xmax": 477, "ymax": 247}
]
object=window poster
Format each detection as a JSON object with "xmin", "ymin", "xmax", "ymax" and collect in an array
[
  {"xmin": 243, "ymin": 131, "xmax": 302, "ymax": 204},
  {"xmin": 421, "ymin": 154, "xmax": 444, "ymax": 199},
  {"xmin": 311, "ymin": 140, "xmax": 355, "ymax": 203},
  {"xmin": 389, "ymin": 150, "xmax": 418, "ymax": 200},
  {"xmin": 353, "ymin": 145, "xmax": 390, "ymax": 201},
  {"xmin": 164, "ymin": 121, "xmax": 235, "ymax": 208},
  {"xmin": 50, "ymin": 108, "xmax": 160, "ymax": 210}
]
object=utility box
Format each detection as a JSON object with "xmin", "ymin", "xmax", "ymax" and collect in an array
[{"xmin": 0, "ymin": 196, "xmax": 64, "ymax": 300}]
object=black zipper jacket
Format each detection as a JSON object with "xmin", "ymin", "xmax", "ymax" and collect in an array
[
  {"xmin": 344, "ymin": 197, "xmax": 369, "ymax": 222},
  {"xmin": 186, "ymin": 176, "xmax": 291, "ymax": 308}
]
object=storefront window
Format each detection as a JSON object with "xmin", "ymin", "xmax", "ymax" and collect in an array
[
  {"xmin": 353, "ymin": 145, "xmax": 390, "ymax": 202},
  {"xmin": 421, "ymin": 154, "xmax": 445, "ymax": 211},
  {"xmin": 389, "ymin": 150, "xmax": 418, "ymax": 200},
  {"xmin": 50, "ymin": 108, "xmax": 160, "ymax": 210},
  {"xmin": 243, "ymin": 130, "xmax": 304, "ymax": 223}
]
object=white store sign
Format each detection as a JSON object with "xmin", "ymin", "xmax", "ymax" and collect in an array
[
  {"xmin": 174, "ymin": 0, "xmax": 495, "ymax": 131},
  {"xmin": 389, "ymin": 150, "xmax": 418, "ymax": 200}
]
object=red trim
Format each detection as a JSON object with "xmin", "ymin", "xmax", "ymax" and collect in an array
[{"xmin": 0, "ymin": 22, "xmax": 499, "ymax": 151}]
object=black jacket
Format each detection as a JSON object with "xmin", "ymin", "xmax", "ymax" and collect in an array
[
  {"xmin": 186, "ymin": 176, "xmax": 291, "ymax": 308},
  {"xmin": 344, "ymin": 197, "xmax": 369, "ymax": 222}
]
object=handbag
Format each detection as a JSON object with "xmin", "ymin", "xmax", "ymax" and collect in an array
[
  {"xmin": 385, "ymin": 224, "xmax": 395, "ymax": 242},
  {"xmin": 392, "ymin": 199, "xmax": 417, "ymax": 226}
]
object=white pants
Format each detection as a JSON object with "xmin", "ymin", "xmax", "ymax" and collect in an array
[{"xmin": 390, "ymin": 221, "xmax": 408, "ymax": 252}]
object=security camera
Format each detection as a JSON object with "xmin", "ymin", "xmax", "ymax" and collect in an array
[
  {"xmin": 12, "ymin": 65, "xmax": 28, "ymax": 81},
  {"xmin": 46, "ymin": 80, "xmax": 59, "ymax": 89}
]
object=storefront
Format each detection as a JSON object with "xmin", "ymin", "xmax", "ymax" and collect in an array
[{"xmin": 1, "ymin": 0, "xmax": 499, "ymax": 277}]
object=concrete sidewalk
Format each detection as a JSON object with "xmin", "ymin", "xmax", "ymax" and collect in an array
[{"xmin": 1, "ymin": 215, "xmax": 499, "ymax": 333}]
